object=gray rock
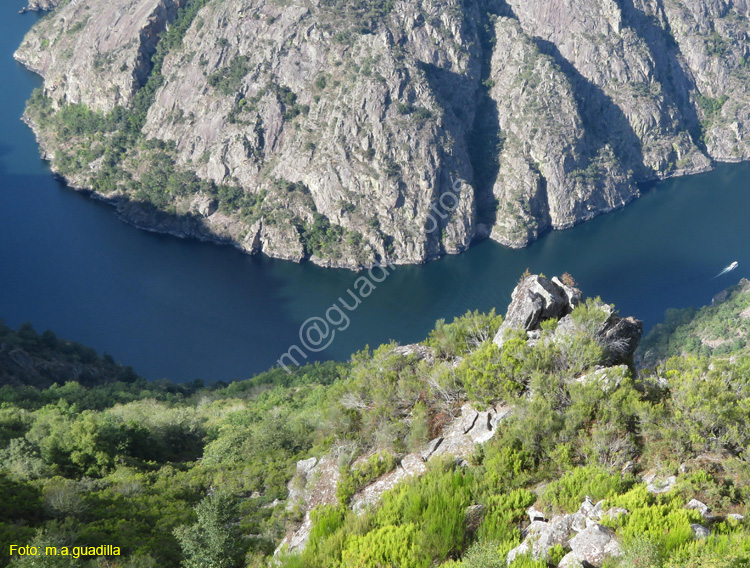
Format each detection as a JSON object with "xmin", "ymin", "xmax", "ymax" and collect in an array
[
  {"xmin": 528, "ymin": 505, "xmax": 547, "ymax": 523},
  {"xmin": 552, "ymin": 277, "xmax": 583, "ymax": 307},
  {"xmin": 570, "ymin": 512, "xmax": 588, "ymax": 533},
  {"xmin": 20, "ymin": 0, "xmax": 750, "ymax": 267},
  {"xmin": 535, "ymin": 515, "xmax": 576, "ymax": 560},
  {"xmin": 507, "ymin": 514, "xmax": 576, "ymax": 562},
  {"xmin": 555, "ymin": 302, "xmax": 642, "ymax": 366},
  {"xmin": 196, "ymin": 196, "xmax": 218, "ymax": 217},
  {"xmin": 578, "ymin": 496, "xmax": 596, "ymax": 518},
  {"xmin": 590, "ymin": 500, "xmax": 606, "ymax": 521},
  {"xmin": 558, "ymin": 552, "xmax": 584, "ymax": 568},
  {"xmin": 686, "ymin": 499, "xmax": 711, "ymax": 519},
  {"xmin": 420, "ymin": 437, "xmax": 443, "ymax": 462},
  {"xmin": 568, "ymin": 523, "xmax": 623, "ymax": 568},
  {"xmin": 602, "ymin": 507, "xmax": 629, "ymax": 521},
  {"xmin": 691, "ymin": 524, "xmax": 711, "ymax": 539},
  {"xmin": 646, "ymin": 475, "xmax": 677, "ymax": 494},
  {"xmin": 728, "ymin": 513, "xmax": 745, "ymax": 522},
  {"xmin": 494, "ymin": 275, "xmax": 578, "ymax": 347}
]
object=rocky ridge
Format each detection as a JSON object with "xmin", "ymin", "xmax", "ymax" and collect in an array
[
  {"xmin": 274, "ymin": 273, "xmax": 644, "ymax": 557},
  {"xmin": 15, "ymin": 0, "xmax": 750, "ymax": 267},
  {"xmin": 494, "ymin": 274, "xmax": 643, "ymax": 367},
  {"xmin": 275, "ymin": 402, "xmax": 510, "ymax": 555}
]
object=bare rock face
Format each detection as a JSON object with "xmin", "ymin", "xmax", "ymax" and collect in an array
[
  {"xmin": 275, "ymin": 455, "xmax": 340, "ymax": 556},
  {"xmin": 15, "ymin": 0, "xmax": 750, "ymax": 266},
  {"xmin": 555, "ymin": 302, "xmax": 643, "ymax": 366},
  {"xmin": 494, "ymin": 274, "xmax": 643, "ymax": 366},
  {"xmin": 493, "ymin": 275, "xmax": 580, "ymax": 346},
  {"xmin": 16, "ymin": 0, "xmax": 181, "ymax": 112},
  {"xmin": 568, "ymin": 523, "xmax": 623, "ymax": 567},
  {"xmin": 277, "ymin": 402, "xmax": 510, "ymax": 555},
  {"xmin": 25, "ymin": 0, "xmax": 63, "ymax": 11}
]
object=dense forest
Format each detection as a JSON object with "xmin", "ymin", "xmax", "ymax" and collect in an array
[{"xmin": 1, "ymin": 276, "xmax": 750, "ymax": 567}]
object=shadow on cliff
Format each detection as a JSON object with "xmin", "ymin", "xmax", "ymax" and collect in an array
[
  {"xmin": 534, "ymin": 37, "xmax": 654, "ymax": 180},
  {"xmin": 615, "ymin": 0, "xmax": 706, "ymax": 153},
  {"xmin": 420, "ymin": 2, "xmax": 505, "ymax": 233},
  {"xmin": 494, "ymin": 0, "xmax": 653, "ymax": 180}
]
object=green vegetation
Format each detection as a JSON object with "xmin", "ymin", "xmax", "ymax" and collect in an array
[
  {"xmin": 639, "ymin": 278, "xmax": 750, "ymax": 364},
  {"xmin": 2, "ymin": 285, "xmax": 750, "ymax": 567},
  {"xmin": 24, "ymin": 0, "xmax": 213, "ymax": 199},
  {"xmin": 207, "ymin": 56, "xmax": 251, "ymax": 96},
  {"xmin": 695, "ymin": 93, "xmax": 730, "ymax": 143}
]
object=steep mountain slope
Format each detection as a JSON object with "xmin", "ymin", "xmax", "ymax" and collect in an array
[
  {"xmin": 15, "ymin": 0, "xmax": 750, "ymax": 267},
  {"xmin": 2, "ymin": 276, "xmax": 750, "ymax": 568},
  {"xmin": 638, "ymin": 277, "xmax": 750, "ymax": 366}
]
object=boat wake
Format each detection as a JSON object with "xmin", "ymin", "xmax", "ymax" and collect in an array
[{"xmin": 713, "ymin": 261, "xmax": 739, "ymax": 279}]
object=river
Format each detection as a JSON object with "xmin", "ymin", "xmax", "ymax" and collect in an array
[{"xmin": 2, "ymin": 1, "xmax": 749, "ymax": 381}]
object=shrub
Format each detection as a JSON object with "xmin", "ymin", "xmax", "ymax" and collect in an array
[{"xmin": 541, "ymin": 466, "xmax": 633, "ymax": 513}]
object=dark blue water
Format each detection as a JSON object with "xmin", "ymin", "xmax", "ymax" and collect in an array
[{"xmin": 2, "ymin": 2, "xmax": 749, "ymax": 381}]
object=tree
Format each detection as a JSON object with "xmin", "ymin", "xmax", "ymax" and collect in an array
[{"xmin": 174, "ymin": 493, "xmax": 242, "ymax": 568}]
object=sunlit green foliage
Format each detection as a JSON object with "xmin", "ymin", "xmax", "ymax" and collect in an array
[{"xmin": 3, "ymin": 288, "xmax": 750, "ymax": 568}]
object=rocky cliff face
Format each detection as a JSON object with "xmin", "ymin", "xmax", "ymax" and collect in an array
[{"xmin": 14, "ymin": 0, "xmax": 750, "ymax": 267}]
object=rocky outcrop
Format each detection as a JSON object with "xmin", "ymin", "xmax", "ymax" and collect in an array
[
  {"xmin": 24, "ymin": 0, "xmax": 63, "ymax": 11},
  {"xmin": 555, "ymin": 302, "xmax": 643, "ymax": 366},
  {"xmin": 507, "ymin": 497, "xmax": 625, "ymax": 567},
  {"xmin": 16, "ymin": 0, "xmax": 181, "ymax": 112},
  {"xmin": 567, "ymin": 522, "xmax": 623, "ymax": 567},
  {"xmin": 494, "ymin": 275, "xmax": 643, "ymax": 366},
  {"xmin": 275, "ymin": 403, "xmax": 509, "ymax": 555},
  {"xmin": 15, "ymin": 0, "xmax": 750, "ymax": 267},
  {"xmin": 275, "ymin": 455, "xmax": 341, "ymax": 555},
  {"xmin": 494, "ymin": 276, "xmax": 580, "ymax": 342}
]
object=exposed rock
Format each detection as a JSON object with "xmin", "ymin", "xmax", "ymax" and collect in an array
[
  {"xmin": 558, "ymin": 552, "xmax": 585, "ymax": 568},
  {"xmin": 528, "ymin": 505, "xmax": 547, "ymax": 523},
  {"xmin": 195, "ymin": 196, "xmax": 218, "ymax": 218},
  {"xmin": 290, "ymin": 402, "xmax": 507, "ymax": 550},
  {"xmin": 25, "ymin": 0, "xmax": 62, "ymax": 10},
  {"xmin": 507, "ymin": 520, "xmax": 549, "ymax": 564},
  {"xmin": 18, "ymin": 0, "xmax": 750, "ymax": 267},
  {"xmin": 392, "ymin": 344, "xmax": 435, "ymax": 365},
  {"xmin": 350, "ymin": 454, "xmax": 426, "ymax": 514},
  {"xmin": 421, "ymin": 437, "xmax": 444, "ymax": 461},
  {"xmin": 554, "ymin": 302, "xmax": 643, "ymax": 366},
  {"xmin": 602, "ymin": 507, "xmax": 629, "ymax": 521},
  {"xmin": 686, "ymin": 499, "xmax": 711, "ymax": 519},
  {"xmin": 494, "ymin": 275, "xmax": 642, "ymax": 369},
  {"xmin": 507, "ymin": 497, "xmax": 630, "ymax": 566},
  {"xmin": 568, "ymin": 523, "xmax": 623, "ymax": 567},
  {"xmin": 578, "ymin": 496, "xmax": 597, "ymax": 518},
  {"xmin": 16, "ymin": 0, "xmax": 182, "ymax": 112},
  {"xmin": 644, "ymin": 473, "xmax": 677, "ymax": 494},
  {"xmin": 575, "ymin": 366, "xmax": 629, "ymax": 389},
  {"xmin": 275, "ymin": 455, "xmax": 339, "ymax": 555},
  {"xmin": 691, "ymin": 523, "xmax": 711, "ymax": 539},
  {"xmin": 621, "ymin": 461, "xmax": 635, "ymax": 475},
  {"xmin": 494, "ymin": 275, "xmax": 579, "ymax": 346},
  {"xmin": 728, "ymin": 513, "xmax": 745, "ymax": 522},
  {"xmin": 534, "ymin": 515, "xmax": 576, "ymax": 560},
  {"xmin": 570, "ymin": 512, "xmax": 588, "ymax": 533}
]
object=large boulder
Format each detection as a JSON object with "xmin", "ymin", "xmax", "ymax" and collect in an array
[
  {"xmin": 554, "ymin": 302, "xmax": 642, "ymax": 366},
  {"xmin": 494, "ymin": 275, "xmax": 581, "ymax": 347},
  {"xmin": 568, "ymin": 523, "xmax": 623, "ymax": 567}
]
